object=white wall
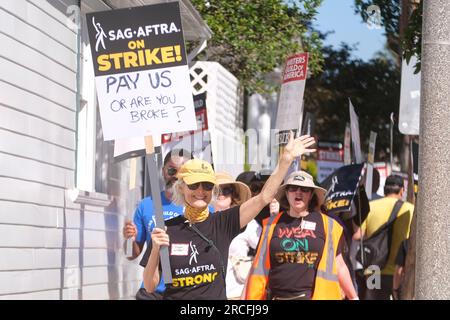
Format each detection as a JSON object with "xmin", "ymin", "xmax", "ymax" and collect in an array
[
  {"xmin": 247, "ymin": 69, "xmax": 281, "ymax": 172},
  {"xmin": 190, "ymin": 61, "xmax": 246, "ymax": 178},
  {"xmin": 0, "ymin": 0, "xmax": 143, "ymax": 300}
]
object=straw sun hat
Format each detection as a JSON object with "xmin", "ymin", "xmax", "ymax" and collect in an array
[
  {"xmin": 276, "ymin": 171, "xmax": 326, "ymax": 209},
  {"xmin": 215, "ymin": 172, "xmax": 251, "ymax": 205}
]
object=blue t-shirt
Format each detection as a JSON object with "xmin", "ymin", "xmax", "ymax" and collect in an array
[
  {"xmin": 133, "ymin": 191, "xmax": 214, "ymax": 293},
  {"xmin": 134, "ymin": 192, "xmax": 184, "ymax": 245}
]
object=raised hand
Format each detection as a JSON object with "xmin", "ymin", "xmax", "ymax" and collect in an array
[{"xmin": 282, "ymin": 131, "xmax": 316, "ymax": 162}]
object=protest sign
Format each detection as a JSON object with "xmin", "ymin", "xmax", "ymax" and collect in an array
[
  {"xmin": 349, "ymin": 99, "xmax": 362, "ymax": 163},
  {"xmin": 274, "ymin": 53, "xmax": 308, "ymax": 177},
  {"xmin": 399, "ymin": 56, "xmax": 421, "ymax": 135},
  {"xmin": 321, "ymin": 163, "xmax": 365, "ymax": 216},
  {"xmin": 317, "ymin": 141, "xmax": 344, "ymax": 183},
  {"xmin": 114, "ymin": 136, "xmax": 149, "ymax": 162},
  {"xmin": 86, "ymin": 2, "xmax": 197, "ymax": 141},
  {"xmin": 87, "ymin": 2, "xmax": 198, "ymax": 284},
  {"xmin": 275, "ymin": 53, "xmax": 308, "ymax": 147},
  {"xmin": 365, "ymin": 131, "xmax": 377, "ymax": 199},
  {"xmin": 374, "ymin": 162, "xmax": 388, "ymax": 196},
  {"xmin": 114, "ymin": 93, "xmax": 209, "ymax": 161},
  {"xmin": 161, "ymin": 92, "xmax": 212, "ymax": 162}
]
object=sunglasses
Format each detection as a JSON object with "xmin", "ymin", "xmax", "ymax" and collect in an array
[
  {"xmin": 166, "ymin": 167, "xmax": 178, "ymax": 176},
  {"xmin": 187, "ymin": 182, "xmax": 215, "ymax": 191},
  {"xmin": 219, "ymin": 186, "xmax": 235, "ymax": 197},
  {"xmin": 287, "ymin": 185, "xmax": 313, "ymax": 193}
]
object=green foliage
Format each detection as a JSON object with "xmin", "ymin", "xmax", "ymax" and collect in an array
[
  {"xmin": 354, "ymin": 0, "xmax": 422, "ymax": 73},
  {"xmin": 402, "ymin": 1, "xmax": 422, "ymax": 73},
  {"xmin": 190, "ymin": 0, "xmax": 324, "ymax": 94},
  {"xmin": 304, "ymin": 40, "xmax": 401, "ymax": 162}
]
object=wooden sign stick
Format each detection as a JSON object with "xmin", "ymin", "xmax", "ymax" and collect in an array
[{"xmin": 145, "ymin": 135, "xmax": 173, "ymax": 284}]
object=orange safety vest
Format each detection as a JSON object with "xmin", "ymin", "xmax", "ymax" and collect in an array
[{"xmin": 243, "ymin": 211, "xmax": 343, "ymax": 300}]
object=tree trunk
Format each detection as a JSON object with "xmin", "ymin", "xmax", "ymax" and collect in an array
[
  {"xmin": 415, "ymin": 0, "xmax": 450, "ymax": 299},
  {"xmin": 401, "ymin": 206, "xmax": 416, "ymax": 299},
  {"xmin": 398, "ymin": 1, "xmax": 421, "ymax": 300},
  {"xmin": 399, "ymin": 135, "xmax": 410, "ymax": 172}
]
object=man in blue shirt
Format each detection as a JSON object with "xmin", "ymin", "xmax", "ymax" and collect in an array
[{"xmin": 123, "ymin": 149, "xmax": 193, "ymax": 299}]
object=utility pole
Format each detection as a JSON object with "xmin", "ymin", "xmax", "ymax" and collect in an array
[{"xmin": 415, "ymin": 0, "xmax": 450, "ymax": 299}]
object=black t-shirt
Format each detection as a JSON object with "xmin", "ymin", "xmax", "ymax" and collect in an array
[
  {"xmin": 140, "ymin": 206, "xmax": 241, "ymax": 300},
  {"xmin": 268, "ymin": 211, "xmax": 343, "ymax": 298},
  {"xmin": 254, "ymin": 205, "xmax": 271, "ymax": 227}
]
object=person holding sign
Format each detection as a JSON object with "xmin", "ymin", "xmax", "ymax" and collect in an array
[
  {"xmin": 140, "ymin": 132, "xmax": 315, "ymax": 299},
  {"xmin": 226, "ymin": 171, "xmax": 281, "ymax": 299},
  {"xmin": 123, "ymin": 149, "xmax": 192, "ymax": 299},
  {"xmin": 243, "ymin": 171, "xmax": 358, "ymax": 300}
]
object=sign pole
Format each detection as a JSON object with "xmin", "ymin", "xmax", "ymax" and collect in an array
[
  {"xmin": 349, "ymin": 99, "xmax": 362, "ymax": 164},
  {"xmin": 145, "ymin": 135, "xmax": 172, "ymax": 284},
  {"xmin": 275, "ymin": 53, "xmax": 308, "ymax": 175},
  {"xmin": 390, "ymin": 112, "xmax": 394, "ymax": 174},
  {"xmin": 357, "ymin": 187, "xmax": 365, "ymax": 267},
  {"xmin": 365, "ymin": 131, "xmax": 377, "ymax": 199},
  {"xmin": 344, "ymin": 123, "xmax": 351, "ymax": 165},
  {"xmin": 85, "ymin": 2, "xmax": 196, "ymax": 284},
  {"xmin": 124, "ymin": 158, "xmax": 138, "ymax": 258}
]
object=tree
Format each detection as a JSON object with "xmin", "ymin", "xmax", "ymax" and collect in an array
[
  {"xmin": 304, "ymin": 40, "xmax": 402, "ymax": 162},
  {"xmin": 190, "ymin": 0, "xmax": 324, "ymax": 95},
  {"xmin": 354, "ymin": 0, "xmax": 422, "ymax": 72},
  {"xmin": 355, "ymin": 0, "xmax": 422, "ymax": 175}
]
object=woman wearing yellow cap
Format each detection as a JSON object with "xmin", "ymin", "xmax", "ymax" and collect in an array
[{"xmin": 142, "ymin": 132, "xmax": 315, "ymax": 300}]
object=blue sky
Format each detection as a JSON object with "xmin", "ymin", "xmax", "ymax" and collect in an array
[{"xmin": 314, "ymin": 0, "xmax": 387, "ymax": 61}]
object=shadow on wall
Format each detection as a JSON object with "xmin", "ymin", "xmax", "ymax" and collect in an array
[
  {"xmin": 59, "ymin": 192, "xmax": 85, "ymax": 300},
  {"xmin": 59, "ymin": 194, "xmax": 68, "ymax": 300},
  {"xmin": 106, "ymin": 198, "xmax": 120, "ymax": 300}
]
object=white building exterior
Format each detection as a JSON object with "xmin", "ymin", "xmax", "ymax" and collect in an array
[
  {"xmin": 190, "ymin": 61, "xmax": 245, "ymax": 178},
  {"xmin": 0, "ymin": 0, "xmax": 246, "ymax": 300},
  {"xmin": 247, "ymin": 69, "xmax": 282, "ymax": 172}
]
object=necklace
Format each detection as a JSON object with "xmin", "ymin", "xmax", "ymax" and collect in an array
[
  {"xmin": 288, "ymin": 211, "xmax": 305, "ymax": 231},
  {"xmin": 298, "ymin": 216, "xmax": 306, "ymax": 232}
]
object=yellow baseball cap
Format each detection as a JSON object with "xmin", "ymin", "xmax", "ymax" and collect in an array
[{"xmin": 177, "ymin": 159, "xmax": 217, "ymax": 185}]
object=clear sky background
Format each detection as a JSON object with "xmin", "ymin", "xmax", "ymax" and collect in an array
[{"xmin": 314, "ymin": 0, "xmax": 387, "ymax": 61}]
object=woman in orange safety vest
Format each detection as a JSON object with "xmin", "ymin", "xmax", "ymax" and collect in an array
[{"xmin": 243, "ymin": 171, "xmax": 358, "ymax": 300}]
